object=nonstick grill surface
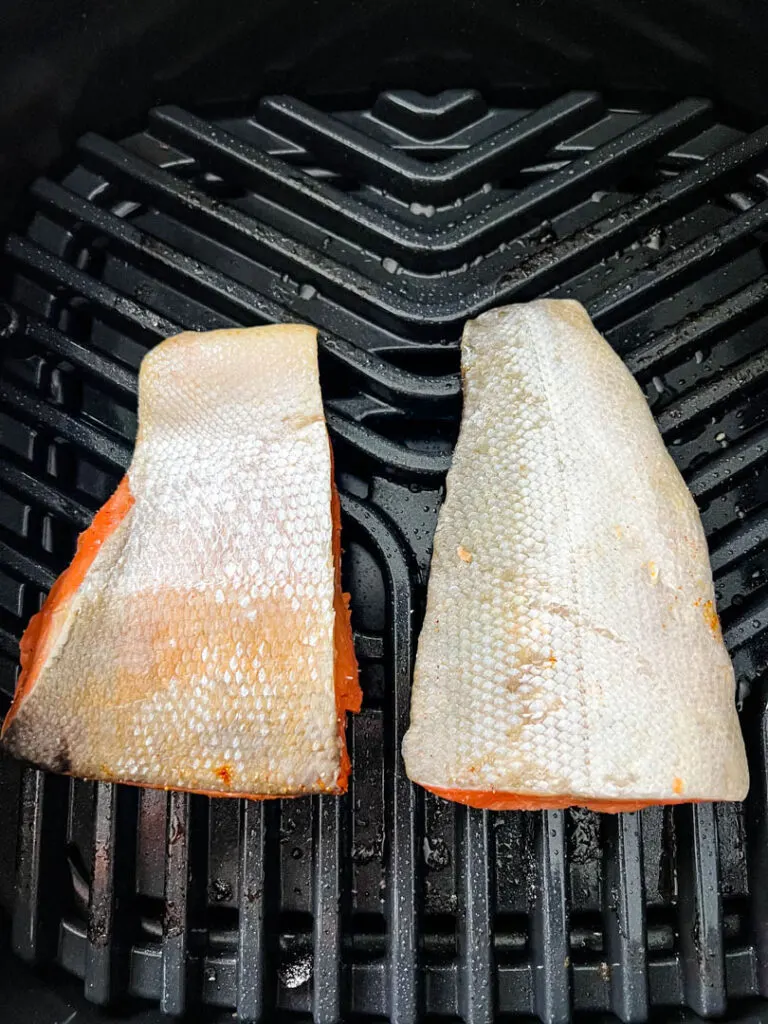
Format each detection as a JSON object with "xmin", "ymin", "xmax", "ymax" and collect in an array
[{"xmin": 1, "ymin": 90, "xmax": 768, "ymax": 1023}]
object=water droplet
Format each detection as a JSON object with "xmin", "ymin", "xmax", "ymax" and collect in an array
[
  {"xmin": 591, "ymin": 190, "xmax": 608, "ymax": 203},
  {"xmin": 643, "ymin": 226, "xmax": 666, "ymax": 250},
  {"xmin": 715, "ymin": 432, "xmax": 727, "ymax": 442},
  {"xmin": 695, "ymin": 349, "xmax": 705, "ymax": 364},
  {"xmin": 533, "ymin": 220, "xmax": 555, "ymax": 245},
  {"xmin": 652, "ymin": 376, "xmax": 666, "ymax": 395},
  {"xmin": 382, "ymin": 257, "xmax": 399, "ymax": 274},
  {"xmin": 298, "ymin": 283, "xmax": 316, "ymax": 300}
]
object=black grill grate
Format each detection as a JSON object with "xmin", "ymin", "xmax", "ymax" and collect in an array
[{"xmin": 1, "ymin": 89, "xmax": 768, "ymax": 1023}]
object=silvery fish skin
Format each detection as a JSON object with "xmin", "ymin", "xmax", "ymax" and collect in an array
[
  {"xmin": 3, "ymin": 325, "xmax": 350, "ymax": 797},
  {"xmin": 403, "ymin": 300, "xmax": 748, "ymax": 806}
]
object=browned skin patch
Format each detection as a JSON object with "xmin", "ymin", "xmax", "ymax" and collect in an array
[
  {"xmin": 215, "ymin": 764, "xmax": 233, "ymax": 787},
  {"xmin": 702, "ymin": 599, "xmax": 721, "ymax": 636},
  {"xmin": 673, "ymin": 777, "xmax": 684, "ymax": 795},
  {"xmin": 7, "ymin": 578, "xmax": 349, "ymax": 795},
  {"xmin": 457, "ymin": 545, "xmax": 473, "ymax": 563}
]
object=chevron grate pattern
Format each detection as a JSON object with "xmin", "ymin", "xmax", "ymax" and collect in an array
[{"xmin": 1, "ymin": 90, "xmax": 768, "ymax": 1023}]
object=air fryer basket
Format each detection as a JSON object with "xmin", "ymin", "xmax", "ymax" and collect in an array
[{"xmin": 1, "ymin": 4, "xmax": 768, "ymax": 1024}]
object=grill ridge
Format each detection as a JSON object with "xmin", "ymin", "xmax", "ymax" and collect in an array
[{"xmin": 1, "ymin": 90, "xmax": 767, "ymax": 1022}]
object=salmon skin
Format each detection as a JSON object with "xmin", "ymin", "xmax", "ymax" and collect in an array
[
  {"xmin": 402, "ymin": 300, "xmax": 748, "ymax": 811},
  {"xmin": 2, "ymin": 325, "xmax": 360, "ymax": 798}
]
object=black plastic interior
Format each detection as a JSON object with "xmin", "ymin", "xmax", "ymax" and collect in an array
[{"xmin": 1, "ymin": 5, "xmax": 768, "ymax": 1024}]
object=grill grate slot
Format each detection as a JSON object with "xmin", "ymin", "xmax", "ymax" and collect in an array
[{"xmin": 1, "ymin": 89, "xmax": 768, "ymax": 1022}]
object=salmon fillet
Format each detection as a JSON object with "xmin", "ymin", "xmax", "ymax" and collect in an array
[
  {"xmin": 402, "ymin": 300, "xmax": 748, "ymax": 811},
  {"xmin": 2, "ymin": 325, "xmax": 360, "ymax": 798}
]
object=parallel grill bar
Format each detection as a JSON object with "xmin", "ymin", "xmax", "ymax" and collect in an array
[
  {"xmin": 237, "ymin": 800, "xmax": 267, "ymax": 1023},
  {"xmin": 457, "ymin": 806, "xmax": 494, "ymax": 1024},
  {"xmin": 0, "ymin": 455, "xmax": 92, "ymax": 530},
  {"xmin": 603, "ymin": 813, "xmax": 649, "ymax": 1023},
  {"xmin": 676, "ymin": 804, "xmax": 726, "ymax": 1016},
  {"xmin": 591, "ymin": 198, "xmax": 768, "ymax": 331},
  {"xmin": 658, "ymin": 345, "xmax": 768, "ymax": 438},
  {"xmin": 0, "ymin": 374, "xmax": 131, "ymax": 470},
  {"xmin": 85, "ymin": 782, "xmax": 118, "ymax": 1005},
  {"xmin": 31, "ymin": 178, "xmax": 457, "ymax": 407},
  {"xmin": 0, "ymin": 536, "xmax": 56, "ymax": 591},
  {"xmin": 12, "ymin": 769, "xmax": 51, "ymax": 962},
  {"xmin": 77, "ymin": 133, "xmax": 415, "ymax": 333},
  {"xmin": 257, "ymin": 92, "xmax": 606, "ymax": 204},
  {"xmin": 687, "ymin": 420, "xmax": 768, "ymax": 501},
  {"xmin": 624, "ymin": 277, "xmax": 768, "ymax": 378},
  {"xmin": 31, "ymin": 178, "xmax": 262, "ymax": 331},
  {"xmin": 149, "ymin": 96, "xmax": 624, "ymax": 271},
  {"xmin": 530, "ymin": 811, "xmax": 571, "ymax": 1024},
  {"xmin": 724, "ymin": 590, "xmax": 768, "ymax": 651},
  {"xmin": 522, "ymin": 126, "xmax": 768, "ymax": 305},
  {"xmin": 340, "ymin": 495, "xmax": 419, "ymax": 1024},
  {"xmin": 748, "ymin": 704, "xmax": 768, "ymax": 996},
  {"xmin": 710, "ymin": 514, "xmax": 768, "ymax": 576},
  {"xmin": 5, "ymin": 234, "xmax": 178, "ymax": 342},
  {"xmin": 161, "ymin": 791, "xmax": 191, "ymax": 1016},
  {"xmin": 24, "ymin": 315, "xmax": 139, "ymax": 399},
  {"xmin": 312, "ymin": 796, "xmax": 343, "ymax": 1024},
  {"xmin": 76, "ymin": 107, "xmax": 739, "ymax": 331}
]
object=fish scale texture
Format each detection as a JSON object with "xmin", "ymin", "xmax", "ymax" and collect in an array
[
  {"xmin": 402, "ymin": 300, "xmax": 749, "ymax": 804},
  {"xmin": 3, "ymin": 325, "xmax": 345, "ymax": 796}
]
